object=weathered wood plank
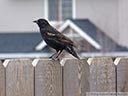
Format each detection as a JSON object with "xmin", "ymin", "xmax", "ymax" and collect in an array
[
  {"xmin": 88, "ymin": 57, "xmax": 115, "ymax": 92},
  {"xmin": 0, "ymin": 60, "xmax": 5, "ymax": 96},
  {"xmin": 5, "ymin": 59, "xmax": 34, "ymax": 96},
  {"xmin": 63, "ymin": 59, "xmax": 89, "ymax": 96},
  {"xmin": 34, "ymin": 59, "xmax": 62, "ymax": 96},
  {"xmin": 115, "ymin": 57, "xmax": 128, "ymax": 92}
]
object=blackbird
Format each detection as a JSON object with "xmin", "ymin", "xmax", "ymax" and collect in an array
[{"xmin": 33, "ymin": 18, "xmax": 80, "ymax": 59}]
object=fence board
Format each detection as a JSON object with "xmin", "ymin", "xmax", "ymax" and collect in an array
[
  {"xmin": 0, "ymin": 61, "xmax": 5, "ymax": 96},
  {"xmin": 1, "ymin": 57, "xmax": 128, "ymax": 95},
  {"xmin": 115, "ymin": 57, "xmax": 128, "ymax": 92},
  {"xmin": 5, "ymin": 59, "xmax": 34, "ymax": 96},
  {"xmin": 34, "ymin": 59, "xmax": 62, "ymax": 96},
  {"xmin": 63, "ymin": 59, "xmax": 89, "ymax": 96},
  {"xmin": 88, "ymin": 57, "xmax": 115, "ymax": 92}
]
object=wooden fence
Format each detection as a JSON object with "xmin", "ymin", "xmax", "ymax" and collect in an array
[{"xmin": 0, "ymin": 57, "xmax": 128, "ymax": 96}]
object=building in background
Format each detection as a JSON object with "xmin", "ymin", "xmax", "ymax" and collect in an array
[{"xmin": 0, "ymin": 0, "xmax": 128, "ymax": 58}]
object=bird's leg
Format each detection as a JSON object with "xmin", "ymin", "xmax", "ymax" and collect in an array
[
  {"xmin": 49, "ymin": 51, "xmax": 58, "ymax": 59},
  {"xmin": 55, "ymin": 50, "xmax": 63, "ymax": 59}
]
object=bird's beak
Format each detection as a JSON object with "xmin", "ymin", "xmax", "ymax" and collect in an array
[{"xmin": 33, "ymin": 20, "xmax": 38, "ymax": 23}]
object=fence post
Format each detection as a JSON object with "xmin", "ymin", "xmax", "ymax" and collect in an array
[
  {"xmin": 63, "ymin": 59, "xmax": 89, "ymax": 96},
  {"xmin": 34, "ymin": 59, "xmax": 62, "ymax": 96},
  {"xmin": 0, "ymin": 60, "xmax": 5, "ymax": 96},
  {"xmin": 88, "ymin": 57, "xmax": 115, "ymax": 92},
  {"xmin": 5, "ymin": 59, "xmax": 34, "ymax": 96},
  {"xmin": 115, "ymin": 57, "xmax": 128, "ymax": 92}
]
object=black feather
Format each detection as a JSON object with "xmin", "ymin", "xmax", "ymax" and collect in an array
[
  {"xmin": 34, "ymin": 18, "xmax": 80, "ymax": 59},
  {"xmin": 65, "ymin": 46, "xmax": 80, "ymax": 59}
]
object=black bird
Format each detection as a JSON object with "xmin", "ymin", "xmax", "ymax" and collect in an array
[{"xmin": 33, "ymin": 18, "xmax": 80, "ymax": 59}]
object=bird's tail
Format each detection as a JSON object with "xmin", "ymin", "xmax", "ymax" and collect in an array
[{"xmin": 65, "ymin": 46, "xmax": 80, "ymax": 59}]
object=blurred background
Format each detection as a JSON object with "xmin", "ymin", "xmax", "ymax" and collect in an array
[{"xmin": 0, "ymin": 0, "xmax": 128, "ymax": 59}]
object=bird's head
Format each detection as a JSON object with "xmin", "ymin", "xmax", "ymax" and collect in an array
[{"xmin": 33, "ymin": 18, "xmax": 49, "ymax": 28}]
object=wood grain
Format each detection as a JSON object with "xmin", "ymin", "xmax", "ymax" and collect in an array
[
  {"xmin": 63, "ymin": 59, "xmax": 89, "ymax": 96},
  {"xmin": 115, "ymin": 57, "xmax": 128, "ymax": 92},
  {"xmin": 88, "ymin": 57, "xmax": 115, "ymax": 92},
  {"xmin": 34, "ymin": 59, "xmax": 62, "ymax": 96},
  {"xmin": 0, "ymin": 60, "xmax": 5, "ymax": 96},
  {"xmin": 5, "ymin": 59, "xmax": 34, "ymax": 96}
]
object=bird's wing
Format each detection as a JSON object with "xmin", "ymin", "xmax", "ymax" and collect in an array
[
  {"xmin": 45, "ymin": 30, "xmax": 77, "ymax": 47},
  {"xmin": 56, "ymin": 32, "xmax": 77, "ymax": 47}
]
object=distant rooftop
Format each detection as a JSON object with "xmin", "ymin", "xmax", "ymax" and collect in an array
[
  {"xmin": 0, "ymin": 32, "xmax": 49, "ymax": 53},
  {"xmin": 70, "ymin": 19, "xmax": 128, "ymax": 52}
]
